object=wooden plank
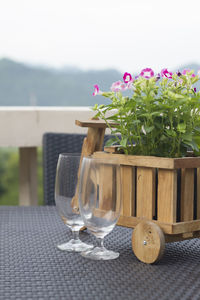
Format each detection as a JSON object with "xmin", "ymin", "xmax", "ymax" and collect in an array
[
  {"xmin": 72, "ymin": 126, "xmax": 105, "ymax": 209},
  {"xmin": 99, "ymin": 164, "xmax": 115, "ymax": 210},
  {"xmin": 19, "ymin": 147, "xmax": 38, "ymax": 206},
  {"xmin": 93, "ymin": 152, "xmax": 175, "ymax": 169},
  {"xmin": 171, "ymin": 219, "xmax": 200, "ymax": 234},
  {"xmin": 121, "ymin": 165, "xmax": 135, "ymax": 216},
  {"xmin": 157, "ymin": 169, "xmax": 177, "ymax": 223},
  {"xmin": 117, "ymin": 215, "xmax": 173, "ymax": 234},
  {"xmin": 197, "ymin": 168, "xmax": 200, "ymax": 219},
  {"xmin": 174, "ymin": 157, "xmax": 200, "ymax": 169},
  {"xmin": 118, "ymin": 215, "xmax": 200, "ymax": 235},
  {"xmin": 181, "ymin": 168, "xmax": 194, "ymax": 221},
  {"xmin": 92, "ymin": 152, "xmax": 200, "ymax": 169},
  {"xmin": 136, "ymin": 167, "xmax": 155, "ymax": 219},
  {"xmin": 75, "ymin": 119, "xmax": 118, "ymax": 128}
]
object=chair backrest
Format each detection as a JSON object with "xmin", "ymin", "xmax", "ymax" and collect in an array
[{"xmin": 42, "ymin": 132, "xmax": 113, "ymax": 205}]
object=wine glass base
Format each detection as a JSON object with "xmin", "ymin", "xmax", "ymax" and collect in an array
[
  {"xmin": 57, "ymin": 239, "xmax": 93, "ymax": 252},
  {"xmin": 81, "ymin": 247, "xmax": 119, "ymax": 260}
]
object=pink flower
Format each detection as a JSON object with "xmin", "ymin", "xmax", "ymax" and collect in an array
[
  {"xmin": 92, "ymin": 84, "xmax": 102, "ymax": 96},
  {"xmin": 161, "ymin": 68, "xmax": 173, "ymax": 79},
  {"xmin": 110, "ymin": 81, "xmax": 127, "ymax": 92},
  {"xmin": 182, "ymin": 69, "xmax": 190, "ymax": 75},
  {"xmin": 123, "ymin": 72, "xmax": 132, "ymax": 83},
  {"xmin": 127, "ymin": 79, "xmax": 134, "ymax": 89},
  {"xmin": 140, "ymin": 68, "xmax": 154, "ymax": 79},
  {"xmin": 182, "ymin": 69, "xmax": 196, "ymax": 77}
]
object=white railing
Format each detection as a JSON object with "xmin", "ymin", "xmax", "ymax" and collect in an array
[{"xmin": 0, "ymin": 107, "xmax": 95, "ymax": 206}]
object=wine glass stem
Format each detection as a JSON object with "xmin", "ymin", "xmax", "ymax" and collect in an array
[
  {"xmin": 97, "ymin": 238, "xmax": 104, "ymax": 249},
  {"xmin": 72, "ymin": 229, "xmax": 79, "ymax": 241}
]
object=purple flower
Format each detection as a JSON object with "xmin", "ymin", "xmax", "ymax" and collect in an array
[
  {"xmin": 123, "ymin": 72, "xmax": 132, "ymax": 83},
  {"xmin": 177, "ymin": 71, "xmax": 182, "ymax": 76},
  {"xmin": 111, "ymin": 81, "xmax": 127, "ymax": 92},
  {"xmin": 92, "ymin": 84, "xmax": 102, "ymax": 96},
  {"xmin": 194, "ymin": 87, "xmax": 197, "ymax": 93},
  {"xmin": 161, "ymin": 68, "xmax": 173, "ymax": 79},
  {"xmin": 156, "ymin": 73, "xmax": 161, "ymax": 81},
  {"xmin": 140, "ymin": 68, "xmax": 154, "ymax": 79}
]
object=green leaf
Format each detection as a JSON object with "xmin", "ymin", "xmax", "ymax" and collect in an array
[
  {"xmin": 120, "ymin": 137, "xmax": 128, "ymax": 148},
  {"xmin": 105, "ymin": 137, "xmax": 118, "ymax": 147},
  {"xmin": 144, "ymin": 125, "xmax": 155, "ymax": 133},
  {"xmin": 177, "ymin": 123, "xmax": 186, "ymax": 133}
]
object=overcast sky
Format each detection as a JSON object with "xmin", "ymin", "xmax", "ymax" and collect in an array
[{"xmin": 0, "ymin": 0, "xmax": 199, "ymax": 73}]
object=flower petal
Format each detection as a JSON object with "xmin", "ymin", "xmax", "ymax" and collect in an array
[
  {"xmin": 161, "ymin": 68, "xmax": 172, "ymax": 79},
  {"xmin": 123, "ymin": 72, "xmax": 132, "ymax": 83},
  {"xmin": 140, "ymin": 68, "xmax": 154, "ymax": 79}
]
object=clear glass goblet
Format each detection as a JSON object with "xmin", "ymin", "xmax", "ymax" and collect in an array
[
  {"xmin": 55, "ymin": 153, "xmax": 93, "ymax": 252},
  {"xmin": 79, "ymin": 156, "xmax": 122, "ymax": 260}
]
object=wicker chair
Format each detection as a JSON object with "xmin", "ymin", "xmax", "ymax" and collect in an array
[{"xmin": 42, "ymin": 132, "xmax": 113, "ymax": 205}]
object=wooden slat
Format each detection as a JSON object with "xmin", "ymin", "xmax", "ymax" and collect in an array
[
  {"xmin": 121, "ymin": 165, "xmax": 135, "ymax": 216},
  {"xmin": 171, "ymin": 219, "xmax": 200, "ymax": 234},
  {"xmin": 93, "ymin": 151, "xmax": 200, "ymax": 169},
  {"xmin": 157, "ymin": 169, "xmax": 177, "ymax": 223},
  {"xmin": 72, "ymin": 125, "xmax": 105, "ymax": 209},
  {"xmin": 117, "ymin": 215, "xmax": 173, "ymax": 234},
  {"xmin": 99, "ymin": 164, "xmax": 115, "ymax": 210},
  {"xmin": 19, "ymin": 147, "xmax": 38, "ymax": 206},
  {"xmin": 174, "ymin": 158, "xmax": 200, "ymax": 169},
  {"xmin": 118, "ymin": 215, "xmax": 200, "ymax": 235},
  {"xmin": 197, "ymin": 168, "xmax": 200, "ymax": 219},
  {"xmin": 75, "ymin": 119, "xmax": 118, "ymax": 128},
  {"xmin": 181, "ymin": 168, "xmax": 194, "ymax": 221},
  {"xmin": 136, "ymin": 167, "xmax": 155, "ymax": 219}
]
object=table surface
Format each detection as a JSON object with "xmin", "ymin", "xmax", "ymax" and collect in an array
[{"xmin": 1, "ymin": 206, "xmax": 200, "ymax": 300}]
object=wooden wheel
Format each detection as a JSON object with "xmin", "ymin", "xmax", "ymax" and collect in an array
[{"xmin": 132, "ymin": 220, "xmax": 165, "ymax": 264}]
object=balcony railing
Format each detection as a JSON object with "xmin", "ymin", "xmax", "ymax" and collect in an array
[{"xmin": 0, "ymin": 107, "xmax": 95, "ymax": 206}]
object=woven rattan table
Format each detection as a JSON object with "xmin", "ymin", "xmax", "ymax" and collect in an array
[{"xmin": 1, "ymin": 206, "xmax": 200, "ymax": 300}]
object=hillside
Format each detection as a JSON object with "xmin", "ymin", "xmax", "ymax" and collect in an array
[{"xmin": 0, "ymin": 58, "xmax": 199, "ymax": 107}]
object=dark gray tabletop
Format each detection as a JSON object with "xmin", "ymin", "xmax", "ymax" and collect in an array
[{"xmin": 0, "ymin": 206, "xmax": 200, "ymax": 300}]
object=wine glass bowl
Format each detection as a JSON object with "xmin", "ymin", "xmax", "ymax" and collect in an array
[
  {"xmin": 55, "ymin": 153, "xmax": 93, "ymax": 252},
  {"xmin": 79, "ymin": 156, "xmax": 122, "ymax": 260}
]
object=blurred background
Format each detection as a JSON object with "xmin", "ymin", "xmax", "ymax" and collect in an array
[{"xmin": 0, "ymin": 0, "xmax": 199, "ymax": 205}]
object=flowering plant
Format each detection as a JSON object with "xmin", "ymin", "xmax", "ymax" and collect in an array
[{"xmin": 93, "ymin": 68, "xmax": 200, "ymax": 157}]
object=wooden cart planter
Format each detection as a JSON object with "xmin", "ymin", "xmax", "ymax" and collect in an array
[{"xmin": 76, "ymin": 119, "xmax": 200, "ymax": 264}]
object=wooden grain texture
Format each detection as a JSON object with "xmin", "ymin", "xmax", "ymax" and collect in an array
[
  {"xmin": 132, "ymin": 220, "xmax": 165, "ymax": 264},
  {"xmin": 136, "ymin": 167, "xmax": 155, "ymax": 219},
  {"xmin": 75, "ymin": 119, "xmax": 118, "ymax": 128},
  {"xmin": 99, "ymin": 164, "xmax": 115, "ymax": 210},
  {"xmin": 72, "ymin": 125, "xmax": 105, "ymax": 209},
  {"xmin": 197, "ymin": 168, "xmax": 200, "ymax": 219},
  {"xmin": 181, "ymin": 168, "xmax": 194, "ymax": 221},
  {"xmin": 19, "ymin": 147, "xmax": 37, "ymax": 206},
  {"xmin": 121, "ymin": 165, "xmax": 135, "ymax": 216},
  {"xmin": 93, "ymin": 151, "xmax": 200, "ymax": 169},
  {"xmin": 171, "ymin": 219, "xmax": 200, "ymax": 234},
  {"xmin": 157, "ymin": 169, "xmax": 177, "ymax": 223}
]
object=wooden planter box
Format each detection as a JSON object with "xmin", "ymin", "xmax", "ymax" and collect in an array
[{"xmin": 76, "ymin": 119, "xmax": 200, "ymax": 264}]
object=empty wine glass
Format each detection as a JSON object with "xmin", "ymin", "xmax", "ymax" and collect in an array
[
  {"xmin": 79, "ymin": 156, "xmax": 122, "ymax": 260},
  {"xmin": 55, "ymin": 153, "xmax": 93, "ymax": 252}
]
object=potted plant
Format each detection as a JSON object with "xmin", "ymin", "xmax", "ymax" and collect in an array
[
  {"xmin": 92, "ymin": 68, "xmax": 200, "ymax": 158},
  {"xmin": 76, "ymin": 68, "xmax": 200, "ymax": 263}
]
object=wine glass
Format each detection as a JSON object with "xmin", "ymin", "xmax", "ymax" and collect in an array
[
  {"xmin": 55, "ymin": 153, "xmax": 93, "ymax": 252},
  {"xmin": 78, "ymin": 156, "xmax": 122, "ymax": 260}
]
